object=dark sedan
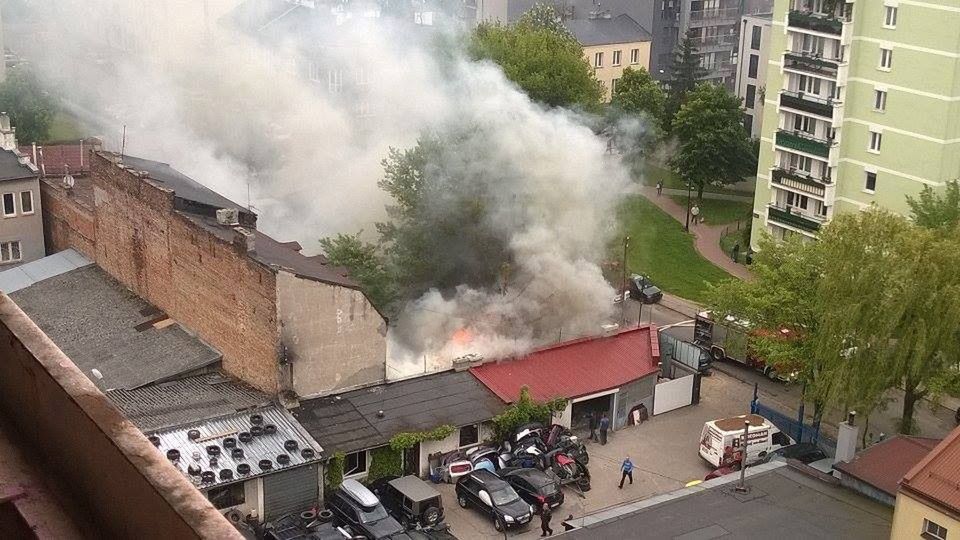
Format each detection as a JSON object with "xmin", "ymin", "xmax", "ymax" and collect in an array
[
  {"xmin": 627, "ymin": 274, "xmax": 663, "ymax": 304},
  {"xmin": 455, "ymin": 470, "xmax": 533, "ymax": 532},
  {"xmin": 498, "ymin": 467, "xmax": 564, "ymax": 509}
]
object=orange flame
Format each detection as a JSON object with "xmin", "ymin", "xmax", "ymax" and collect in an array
[{"xmin": 451, "ymin": 328, "xmax": 473, "ymax": 345}]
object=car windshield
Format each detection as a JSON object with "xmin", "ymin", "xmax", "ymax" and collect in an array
[
  {"xmin": 490, "ymin": 487, "xmax": 520, "ymax": 506},
  {"xmin": 535, "ymin": 479, "xmax": 558, "ymax": 494},
  {"xmin": 359, "ymin": 504, "xmax": 390, "ymax": 524}
]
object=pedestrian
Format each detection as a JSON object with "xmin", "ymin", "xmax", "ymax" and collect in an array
[
  {"xmin": 599, "ymin": 413, "xmax": 610, "ymax": 445},
  {"xmin": 619, "ymin": 457, "xmax": 634, "ymax": 489},
  {"xmin": 656, "ymin": 180, "xmax": 663, "ymax": 196},
  {"xmin": 588, "ymin": 411, "xmax": 598, "ymax": 442},
  {"xmin": 732, "ymin": 242, "xmax": 741, "ymax": 263},
  {"xmin": 540, "ymin": 502, "xmax": 553, "ymax": 536}
]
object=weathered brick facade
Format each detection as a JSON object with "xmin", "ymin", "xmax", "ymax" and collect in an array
[{"xmin": 41, "ymin": 180, "xmax": 96, "ymax": 259}]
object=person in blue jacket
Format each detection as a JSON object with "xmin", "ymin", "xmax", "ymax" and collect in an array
[{"xmin": 619, "ymin": 457, "xmax": 634, "ymax": 489}]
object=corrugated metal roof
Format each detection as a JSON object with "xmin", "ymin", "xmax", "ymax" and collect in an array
[
  {"xmin": 469, "ymin": 325, "xmax": 660, "ymax": 403},
  {"xmin": 0, "ymin": 249, "xmax": 92, "ymax": 293},
  {"xmin": 900, "ymin": 426, "xmax": 960, "ymax": 516},
  {"xmin": 149, "ymin": 405, "xmax": 322, "ymax": 491},
  {"xmin": 834, "ymin": 436, "xmax": 940, "ymax": 496}
]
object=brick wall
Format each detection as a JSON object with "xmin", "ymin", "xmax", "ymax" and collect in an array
[{"xmin": 43, "ymin": 153, "xmax": 282, "ymax": 393}]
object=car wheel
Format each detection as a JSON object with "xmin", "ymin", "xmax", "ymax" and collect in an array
[
  {"xmin": 422, "ymin": 506, "xmax": 441, "ymax": 526},
  {"xmin": 458, "ymin": 494, "xmax": 468, "ymax": 508},
  {"xmin": 494, "ymin": 516, "xmax": 504, "ymax": 532}
]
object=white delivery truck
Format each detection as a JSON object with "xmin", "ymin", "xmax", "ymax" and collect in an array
[{"xmin": 698, "ymin": 414, "xmax": 793, "ymax": 468}]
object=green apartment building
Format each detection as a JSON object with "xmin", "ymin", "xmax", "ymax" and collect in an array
[{"xmin": 751, "ymin": 0, "xmax": 960, "ymax": 248}]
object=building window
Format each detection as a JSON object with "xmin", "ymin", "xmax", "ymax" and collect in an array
[
  {"xmin": 328, "ymin": 69, "xmax": 343, "ymax": 93},
  {"xmin": 869, "ymin": 130, "xmax": 883, "ymax": 152},
  {"xmin": 19, "ymin": 191, "xmax": 33, "ymax": 215},
  {"xmin": 874, "ymin": 89, "xmax": 887, "ymax": 111},
  {"xmin": 884, "ymin": 6, "xmax": 898, "ymax": 28},
  {"xmin": 922, "ymin": 519, "xmax": 948, "ymax": 540},
  {"xmin": 0, "ymin": 240, "xmax": 21, "ymax": 263},
  {"xmin": 865, "ymin": 171, "xmax": 877, "ymax": 192},
  {"xmin": 789, "ymin": 153, "xmax": 813, "ymax": 173},
  {"xmin": 798, "ymin": 75, "xmax": 822, "ymax": 95},
  {"xmin": 308, "ymin": 62, "xmax": 322, "ymax": 83},
  {"xmin": 815, "ymin": 200, "xmax": 828, "ymax": 217},
  {"xmin": 344, "ymin": 450, "xmax": 368, "ymax": 476},
  {"xmin": 630, "ymin": 48, "xmax": 639, "ymax": 64},
  {"xmin": 207, "ymin": 483, "xmax": 245, "ymax": 510},
  {"xmin": 611, "ymin": 78, "xmax": 620, "ymax": 92},
  {"xmin": 459, "ymin": 424, "xmax": 480, "ymax": 447},
  {"xmin": 748, "ymin": 54, "xmax": 759, "ymax": 78},
  {"xmin": 612, "ymin": 50, "xmax": 621, "ymax": 66},
  {"xmin": 751, "ymin": 26, "xmax": 762, "ymax": 50},
  {"xmin": 742, "ymin": 113, "xmax": 753, "ymax": 133},
  {"xmin": 594, "ymin": 52, "xmax": 603, "ymax": 68},
  {"xmin": 2, "ymin": 193, "xmax": 14, "ymax": 217},
  {"xmin": 745, "ymin": 84, "xmax": 756, "ymax": 108},
  {"xmin": 879, "ymin": 48, "xmax": 893, "ymax": 69},
  {"xmin": 794, "ymin": 115, "xmax": 815, "ymax": 135},
  {"xmin": 786, "ymin": 191, "xmax": 809, "ymax": 210}
]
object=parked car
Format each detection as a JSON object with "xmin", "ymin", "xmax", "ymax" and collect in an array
[
  {"xmin": 545, "ymin": 424, "xmax": 589, "ymax": 464},
  {"xmin": 762, "ymin": 442, "xmax": 828, "ymax": 465},
  {"xmin": 327, "ymin": 479, "xmax": 411, "ymax": 540},
  {"xmin": 627, "ymin": 274, "xmax": 663, "ymax": 304},
  {"xmin": 370, "ymin": 475, "xmax": 446, "ymax": 531},
  {"xmin": 455, "ymin": 469, "xmax": 533, "ymax": 532},
  {"xmin": 498, "ymin": 467, "xmax": 564, "ymax": 509},
  {"xmin": 699, "ymin": 414, "xmax": 793, "ymax": 468}
]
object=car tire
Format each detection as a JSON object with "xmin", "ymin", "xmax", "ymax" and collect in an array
[
  {"xmin": 458, "ymin": 494, "xmax": 468, "ymax": 509},
  {"xmin": 422, "ymin": 506, "xmax": 441, "ymax": 527},
  {"xmin": 316, "ymin": 509, "xmax": 334, "ymax": 523}
]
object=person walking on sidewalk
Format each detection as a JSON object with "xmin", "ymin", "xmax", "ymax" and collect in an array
[
  {"xmin": 587, "ymin": 411, "xmax": 598, "ymax": 442},
  {"xmin": 656, "ymin": 180, "xmax": 663, "ymax": 196},
  {"xmin": 619, "ymin": 457, "xmax": 634, "ymax": 489},
  {"xmin": 599, "ymin": 413, "xmax": 610, "ymax": 445},
  {"xmin": 540, "ymin": 502, "xmax": 553, "ymax": 536}
]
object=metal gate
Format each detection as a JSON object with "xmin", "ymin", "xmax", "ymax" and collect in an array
[{"xmin": 263, "ymin": 464, "xmax": 320, "ymax": 520}]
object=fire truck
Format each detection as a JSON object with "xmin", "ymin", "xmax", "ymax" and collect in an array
[{"xmin": 693, "ymin": 311, "xmax": 794, "ymax": 381}]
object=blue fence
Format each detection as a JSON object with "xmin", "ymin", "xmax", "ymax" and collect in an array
[{"xmin": 751, "ymin": 393, "xmax": 837, "ymax": 456}]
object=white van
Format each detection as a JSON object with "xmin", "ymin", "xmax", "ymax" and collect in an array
[{"xmin": 698, "ymin": 414, "xmax": 793, "ymax": 468}]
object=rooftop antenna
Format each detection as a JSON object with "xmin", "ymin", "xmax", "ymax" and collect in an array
[{"xmin": 120, "ymin": 124, "xmax": 127, "ymax": 160}]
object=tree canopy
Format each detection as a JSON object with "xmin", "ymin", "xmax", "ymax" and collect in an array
[
  {"xmin": 319, "ymin": 232, "xmax": 397, "ymax": 311},
  {"xmin": 0, "ymin": 69, "xmax": 55, "ymax": 144},
  {"xmin": 906, "ymin": 180, "xmax": 960, "ymax": 231},
  {"xmin": 669, "ymin": 84, "xmax": 756, "ymax": 200},
  {"xmin": 611, "ymin": 66, "xmax": 666, "ymax": 127},
  {"xmin": 470, "ymin": 9, "xmax": 603, "ymax": 110}
]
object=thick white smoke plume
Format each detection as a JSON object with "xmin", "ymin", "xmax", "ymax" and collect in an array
[{"xmin": 10, "ymin": 0, "xmax": 638, "ymax": 376}]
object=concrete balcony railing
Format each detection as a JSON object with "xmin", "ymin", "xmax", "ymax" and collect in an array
[
  {"xmin": 779, "ymin": 90, "xmax": 838, "ymax": 118},
  {"xmin": 783, "ymin": 51, "xmax": 842, "ymax": 77},
  {"xmin": 768, "ymin": 204, "xmax": 825, "ymax": 233},
  {"xmin": 689, "ymin": 7, "xmax": 740, "ymax": 25},
  {"xmin": 775, "ymin": 129, "xmax": 834, "ymax": 158},
  {"xmin": 771, "ymin": 167, "xmax": 830, "ymax": 198},
  {"xmin": 787, "ymin": 10, "xmax": 843, "ymax": 35},
  {"xmin": 690, "ymin": 34, "xmax": 739, "ymax": 50}
]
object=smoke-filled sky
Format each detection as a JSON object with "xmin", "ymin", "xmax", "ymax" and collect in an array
[{"xmin": 9, "ymin": 0, "xmax": 640, "ymax": 375}]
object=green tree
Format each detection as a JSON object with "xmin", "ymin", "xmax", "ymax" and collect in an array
[
  {"xmin": 669, "ymin": 84, "xmax": 756, "ymax": 200},
  {"xmin": 0, "ymin": 69, "xmax": 55, "ymax": 144},
  {"xmin": 319, "ymin": 232, "xmax": 397, "ymax": 312},
  {"xmin": 664, "ymin": 31, "xmax": 706, "ymax": 130},
  {"xmin": 906, "ymin": 180, "xmax": 960, "ymax": 231},
  {"xmin": 611, "ymin": 67, "xmax": 666, "ymax": 125},
  {"xmin": 470, "ymin": 16, "xmax": 603, "ymax": 109},
  {"xmin": 491, "ymin": 386, "xmax": 567, "ymax": 442},
  {"xmin": 517, "ymin": 3, "xmax": 575, "ymax": 41}
]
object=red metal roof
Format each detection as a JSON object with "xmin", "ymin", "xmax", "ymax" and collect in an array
[
  {"xmin": 834, "ymin": 435, "xmax": 940, "ymax": 496},
  {"xmin": 469, "ymin": 325, "xmax": 660, "ymax": 403},
  {"xmin": 901, "ymin": 426, "xmax": 960, "ymax": 517}
]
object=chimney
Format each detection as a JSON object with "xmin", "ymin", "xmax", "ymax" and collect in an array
[
  {"xmin": 232, "ymin": 227, "xmax": 255, "ymax": 253},
  {"xmin": 833, "ymin": 410, "xmax": 859, "ymax": 467},
  {"xmin": 216, "ymin": 208, "xmax": 240, "ymax": 226},
  {"xmin": 0, "ymin": 112, "xmax": 17, "ymax": 151}
]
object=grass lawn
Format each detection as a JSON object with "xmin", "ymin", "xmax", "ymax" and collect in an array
[
  {"xmin": 614, "ymin": 195, "xmax": 735, "ymax": 303},
  {"xmin": 45, "ymin": 110, "xmax": 86, "ymax": 142},
  {"xmin": 668, "ymin": 196, "xmax": 753, "ymax": 226},
  {"xmin": 633, "ymin": 159, "xmax": 755, "ymax": 196}
]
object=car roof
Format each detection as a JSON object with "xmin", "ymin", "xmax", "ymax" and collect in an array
[
  {"xmin": 471, "ymin": 469, "xmax": 509, "ymax": 487},
  {"xmin": 388, "ymin": 475, "xmax": 441, "ymax": 501},
  {"xmin": 341, "ymin": 478, "xmax": 380, "ymax": 507}
]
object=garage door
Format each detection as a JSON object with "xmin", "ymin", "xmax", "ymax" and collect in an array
[{"xmin": 263, "ymin": 464, "xmax": 320, "ymax": 520}]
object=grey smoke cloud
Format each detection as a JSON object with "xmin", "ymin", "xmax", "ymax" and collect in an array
[{"xmin": 13, "ymin": 0, "xmax": 640, "ymax": 375}]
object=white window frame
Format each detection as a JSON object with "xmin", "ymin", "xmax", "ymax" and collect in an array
[
  {"xmin": 0, "ymin": 240, "xmax": 22, "ymax": 264},
  {"xmin": 869, "ymin": 130, "xmax": 883, "ymax": 153},
  {"xmin": 922, "ymin": 518, "xmax": 948, "ymax": 540},
  {"xmin": 883, "ymin": 6, "xmax": 898, "ymax": 29},
  {"xmin": 612, "ymin": 50, "xmax": 622, "ymax": 66},
  {"xmin": 343, "ymin": 449, "xmax": 369, "ymax": 478},
  {"xmin": 19, "ymin": 191, "xmax": 33, "ymax": 215},
  {"xmin": 879, "ymin": 48, "xmax": 893, "ymax": 70},
  {"xmin": 2, "ymin": 193, "xmax": 14, "ymax": 217},
  {"xmin": 328, "ymin": 69, "xmax": 343, "ymax": 94},
  {"xmin": 458, "ymin": 424, "xmax": 480, "ymax": 448},
  {"xmin": 873, "ymin": 89, "xmax": 887, "ymax": 112},
  {"xmin": 594, "ymin": 52, "xmax": 604, "ymax": 68},
  {"xmin": 864, "ymin": 170, "xmax": 878, "ymax": 193},
  {"xmin": 630, "ymin": 48, "xmax": 639, "ymax": 64}
]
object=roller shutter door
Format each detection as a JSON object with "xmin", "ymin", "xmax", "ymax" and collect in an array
[{"xmin": 263, "ymin": 464, "xmax": 320, "ymax": 520}]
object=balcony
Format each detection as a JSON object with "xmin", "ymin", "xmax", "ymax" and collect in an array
[
  {"xmin": 783, "ymin": 52, "xmax": 841, "ymax": 77},
  {"xmin": 775, "ymin": 130, "xmax": 833, "ymax": 158},
  {"xmin": 768, "ymin": 204, "xmax": 824, "ymax": 233},
  {"xmin": 779, "ymin": 90, "xmax": 836, "ymax": 118},
  {"xmin": 787, "ymin": 10, "xmax": 843, "ymax": 35},
  {"xmin": 689, "ymin": 7, "xmax": 740, "ymax": 26},
  {"xmin": 689, "ymin": 34, "xmax": 739, "ymax": 51},
  {"xmin": 771, "ymin": 167, "xmax": 828, "ymax": 197}
]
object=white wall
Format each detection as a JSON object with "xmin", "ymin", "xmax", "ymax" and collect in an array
[
  {"xmin": 653, "ymin": 375, "xmax": 694, "ymax": 415},
  {"xmin": 418, "ymin": 422, "xmax": 496, "ymax": 477},
  {"xmin": 205, "ymin": 477, "xmax": 263, "ymax": 523}
]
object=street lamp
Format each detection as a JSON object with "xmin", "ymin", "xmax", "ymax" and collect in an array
[{"xmin": 685, "ymin": 182, "xmax": 693, "ymax": 231}]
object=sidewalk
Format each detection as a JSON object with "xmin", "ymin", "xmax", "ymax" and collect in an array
[{"xmin": 639, "ymin": 186, "xmax": 753, "ymax": 281}]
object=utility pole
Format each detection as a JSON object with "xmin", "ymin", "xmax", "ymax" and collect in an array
[
  {"xmin": 620, "ymin": 236, "xmax": 630, "ymax": 325},
  {"xmin": 735, "ymin": 420, "xmax": 750, "ymax": 493},
  {"xmin": 685, "ymin": 181, "xmax": 692, "ymax": 232}
]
